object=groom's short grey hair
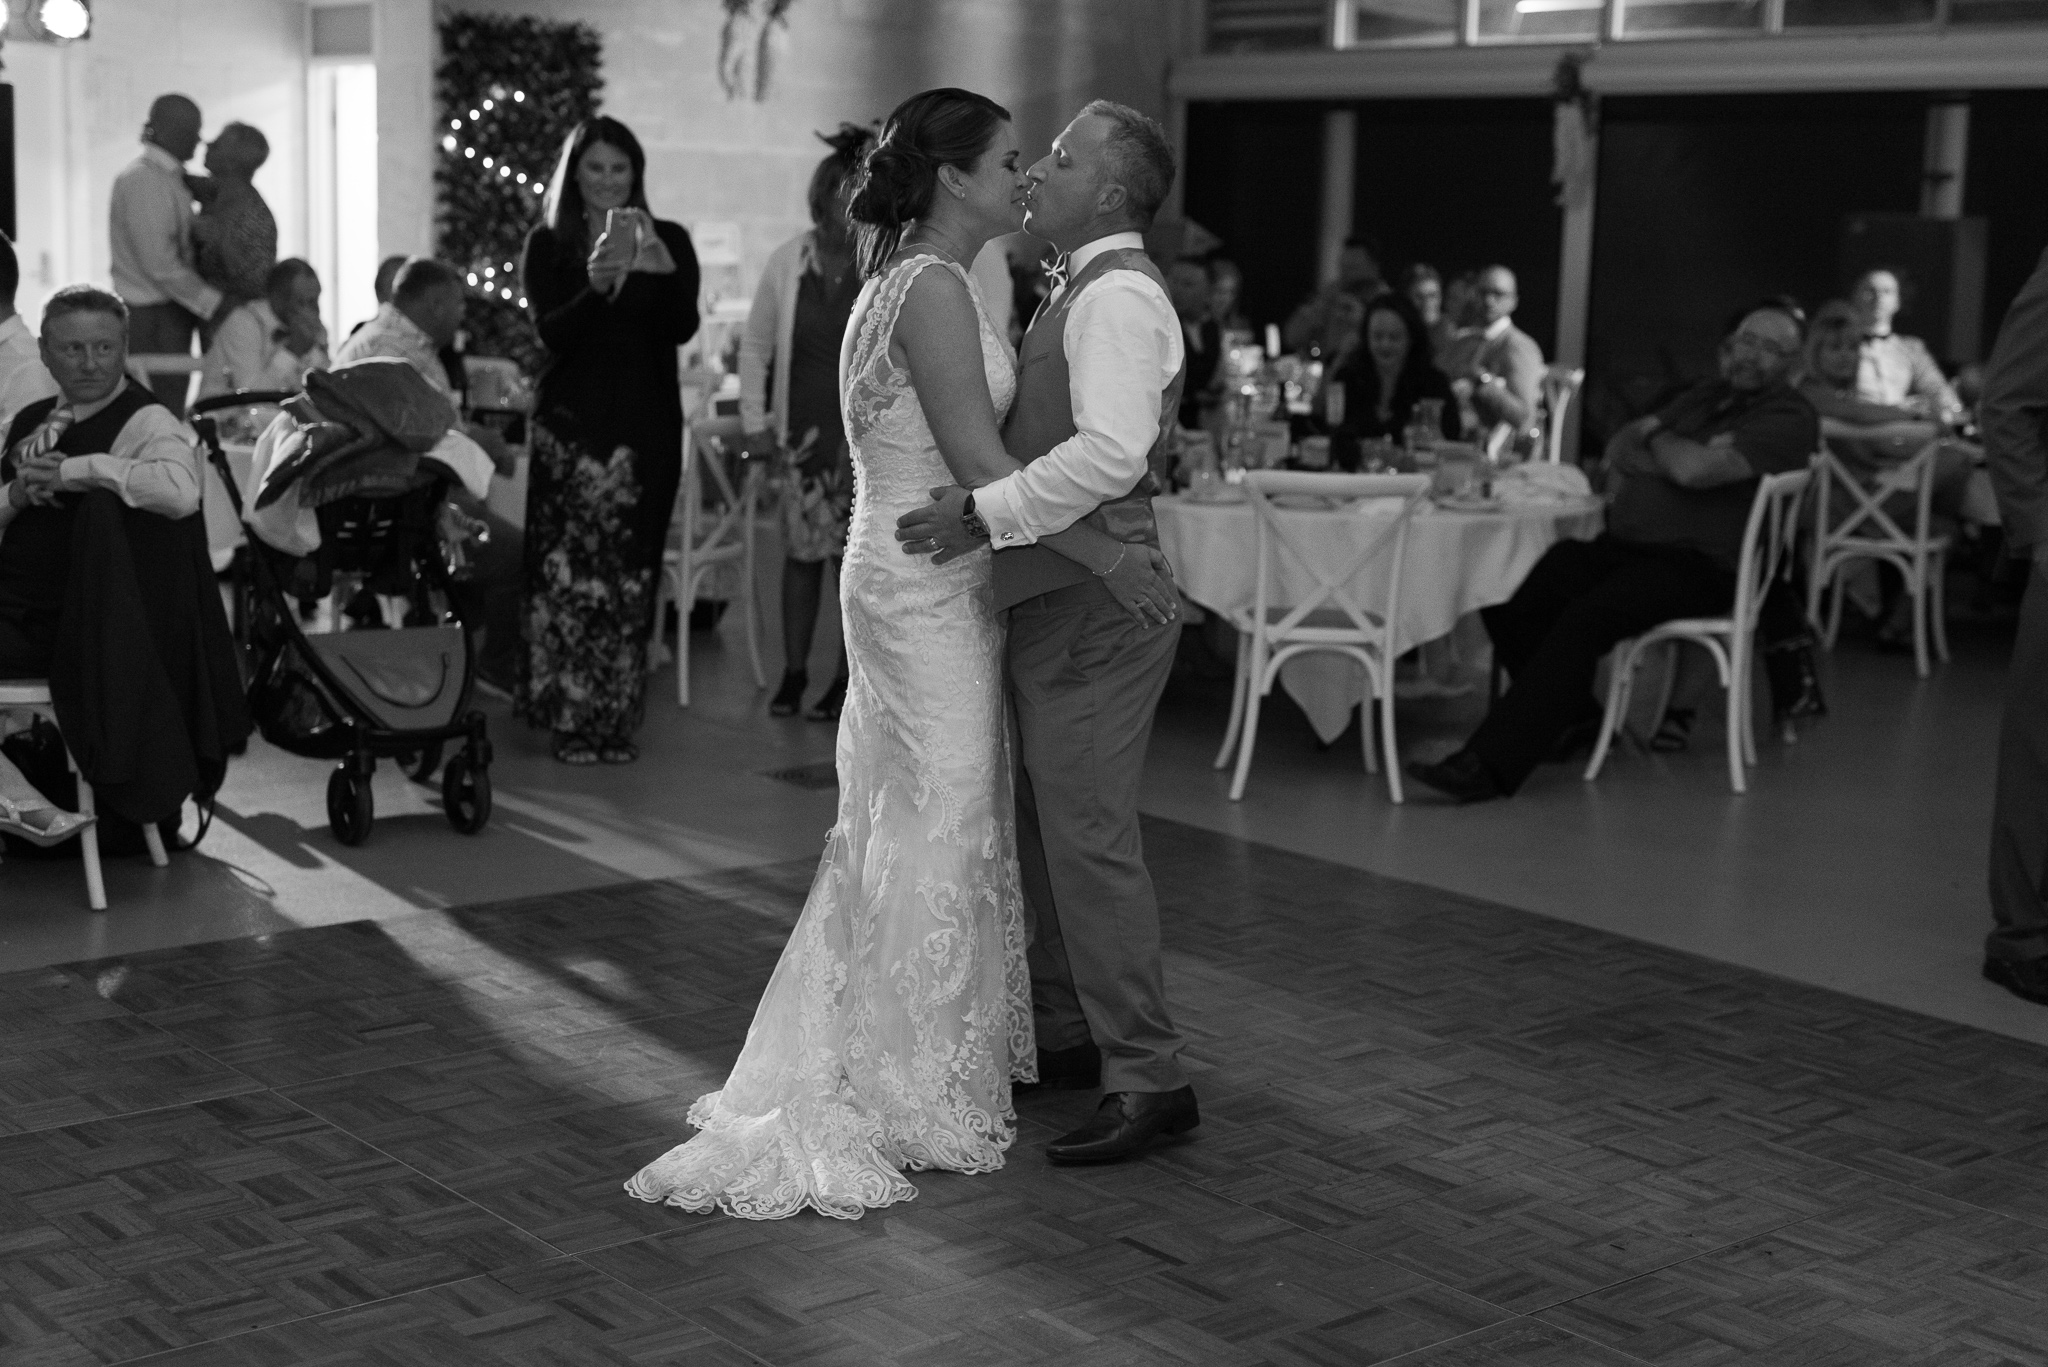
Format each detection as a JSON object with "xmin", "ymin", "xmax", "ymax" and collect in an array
[{"xmin": 1080, "ymin": 99, "xmax": 1175, "ymax": 232}]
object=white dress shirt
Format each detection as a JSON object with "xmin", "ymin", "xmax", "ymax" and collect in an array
[
  {"xmin": 199, "ymin": 299, "xmax": 330, "ymax": 398},
  {"xmin": 0, "ymin": 313, "xmax": 59, "ymax": 438},
  {"xmin": 975, "ymin": 231, "xmax": 1183, "ymax": 547},
  {"xmin": 333, "ymin": 303, "xmax": 454, "ymax": 399},
  {"xmin": 109, "ymin": 143, "xmax": 223, "ymax": 320},
  {"xmin": 0, "ymin": 379, "xmax": 204, "ymax": 540}
]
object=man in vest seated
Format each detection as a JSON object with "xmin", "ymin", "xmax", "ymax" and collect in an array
[{"xmin": 0, "ymin": 285, "xmax": 202, "ymax": 680}]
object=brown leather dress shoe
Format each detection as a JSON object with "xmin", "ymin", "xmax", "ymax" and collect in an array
[
  {"xmin": 1046, "ymin": 1086, "xmax": 1199, "ymax": 1164},
  {"xmin": 1015, "ymin": 1042, "xmax": 1101, "ymax": 1095}
]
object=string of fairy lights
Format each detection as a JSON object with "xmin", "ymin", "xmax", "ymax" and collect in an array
[{"xmin": 440, "ymin": 86, "xmax": 544, "ymax": 310}]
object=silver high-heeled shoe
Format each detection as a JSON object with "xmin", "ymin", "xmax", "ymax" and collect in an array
[{"xmin": 0, "ymin": 798, "xmax": 95, "ymax": 848}]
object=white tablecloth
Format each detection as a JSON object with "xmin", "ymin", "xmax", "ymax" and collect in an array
[{"xmin": 1157, "ymin": 491, "xmax": 1602, "ymax": 742}]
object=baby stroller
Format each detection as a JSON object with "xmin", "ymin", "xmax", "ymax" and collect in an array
[{"xmin": 192, "ymin": 386, "xmax": 493, "ymax": 847}]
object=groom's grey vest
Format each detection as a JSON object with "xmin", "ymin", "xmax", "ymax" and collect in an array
[{"xmin": 991, "ymin": 247, "xmax": 1186, "ymax": 613}]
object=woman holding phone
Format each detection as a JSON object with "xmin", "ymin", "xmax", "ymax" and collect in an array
[{"xmin": 519, "ymin": 117, "xmax": 700, "ymax": 765}]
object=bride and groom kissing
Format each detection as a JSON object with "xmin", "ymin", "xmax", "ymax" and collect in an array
[{"xmin": 626, "ymin": 88, "xmax": 1196, "ymax": 1220}]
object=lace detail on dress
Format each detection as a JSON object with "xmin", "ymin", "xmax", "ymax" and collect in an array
[{"xmin": 625, "ymin": 254, "xmax": 1032, "ymax": 1221}]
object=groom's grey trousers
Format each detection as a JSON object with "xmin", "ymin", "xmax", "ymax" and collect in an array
[{"xmin": 1009, "ymin": 583, "xmax": 1189, "ymax": 1096}]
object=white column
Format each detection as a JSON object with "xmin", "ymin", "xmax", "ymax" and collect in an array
[
  {"xmin": 1317, "ymin": 108, "xmax": 1356, "ymax": 284},
  {"xmin": 1921, "ymin": 96, "xmax": 1969, "ymax": 220},
  {"xmin": 1554, "ymin": 114, "xmax": 1598, "ymax": 462},
  {"xmin": 375, "ymin": 0, "xmax": 436, "ymax": 259}
]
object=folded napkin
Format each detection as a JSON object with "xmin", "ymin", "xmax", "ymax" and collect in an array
[{"xmin": 1495, "ymin": 462, "xmax": 1592, "ymax": 504}]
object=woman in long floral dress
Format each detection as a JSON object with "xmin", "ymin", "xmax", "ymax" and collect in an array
[{"xmin": 517, "ymin": 116, "xmax": 699, "ymax": 764}]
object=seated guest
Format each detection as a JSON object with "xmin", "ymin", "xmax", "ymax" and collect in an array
[
  {"xmin": 1803, "ymin": 297, "xmax": 1974, "ymax": 648},
  {"xmin": 198, "ymin": 258, "xmax": 329, "ymax": 397},
  {"xmin": 0, "ymin": 287, "xmax": 204, "ymax": 830},
  {"xmin": 1282, "ymin": 238, "xmax": 1382, "ymax": 358},
  {"xmin": 1209, "ymin": 258, "xmax": 1251, "ymax": 344},
  {"xmin": 1851, "ymin": 268, "xmax": 1963, "ymax": 424},
  {"xmin": 349, "ymin": 253, "xmax": 409, "ymax": 339},
  {"xmin": 332, "ymin": 258, "xmax": 522, "ymax": 691},
  {"xmin": 1401, "ymin": 262, "xmax": 1459, "ymax": 367},
  {"xmin": 188, "ymin": 121, "xmax": 278, "ymax": 317},
  {"xmin": 1325, "ymin": 293, "xmax": 1460, "ymax": 450},
  {"xmin": 1409, "ymin": 302, "xmax": 1818, "ymax": 803},
  {"xmin": 0, "ymin": 231, "xmax": 59, "ymax": 436},
  {"xmin": 1441, "ymin": 264, "xmax": 1545, "ymax": 435},
  {"xmin": 1167, "ymin": 258, "xmax": 1222, "ymax": 430}
]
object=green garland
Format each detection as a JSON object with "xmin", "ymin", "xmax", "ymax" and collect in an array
[{"xmin": 434, "ymin": 13, "xmax": 603, "ymax": 367}]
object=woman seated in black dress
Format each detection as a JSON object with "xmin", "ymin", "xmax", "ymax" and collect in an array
[{"xmin": 1324, "ymin": 292, "xmax": 1460, "ymax": 464}]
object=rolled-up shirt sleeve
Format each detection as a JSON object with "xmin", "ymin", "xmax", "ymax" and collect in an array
[
  {"xmin": 57, "ymin": 406, "xmax": 202, "ymax": 519},
  {"xmin": 977, "ymin": 273, "xmax": 1183, "ymax": 546}
]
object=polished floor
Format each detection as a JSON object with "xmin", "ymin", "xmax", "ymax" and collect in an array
[
  {"xmin": 10, "ymin": 820, "xmax": 2048, "ymax": 1366},
  {"xmin": 3, "ymin": 577, "xmax": 2046, "ymax": 1364}
]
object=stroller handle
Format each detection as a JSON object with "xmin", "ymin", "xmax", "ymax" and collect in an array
[{"xmin": 190, "ymin": 388, "xmax": 297, "ymax": 519}]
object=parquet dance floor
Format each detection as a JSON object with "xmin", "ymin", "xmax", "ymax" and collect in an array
[{"xmin": 6, "ymin": 817, "xmax": 2048, "ymax": 1366}]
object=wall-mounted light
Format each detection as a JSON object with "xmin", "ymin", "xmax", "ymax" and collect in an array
[{"xmin": 24, "ymin": 0, "xmax": 92, "ymax": 41}]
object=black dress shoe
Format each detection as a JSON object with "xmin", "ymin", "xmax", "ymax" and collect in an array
[
  {"xmin": 1047, "ymin": 1087, "xmax": 1199, "ymax": 1165},
  {"xmin": 1406, "ymin": 751, "xmax": 1504, "ymax": 804},
  {"xmin": 1015, "ymin": 1042, "xmax": 1100, "ymax": 1094},
  {"xmin": 1984, "ymin": 956, "xmax": 2048, "ymax": 1005}
]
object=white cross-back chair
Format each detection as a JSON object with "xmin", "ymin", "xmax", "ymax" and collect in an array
[
  {"xmin": 1806, "ymin": 442, "xmax": 1950, "ymax": 678},
  {"xmin": 0, "ymin": 683, "xmax": 168, "ymax": 910},
  {"xmin": 1215, "ymin": 470, "xmax": 1432, "ymax": 803},
  {"xmin": 1540, "ymin": 365, "xmax": 1586, "ymax": 465},
  {"xmin": 654, "ymin": 412, "xmax": 765, "ymax": 705},
  {"xmin": 1584, "ymin": 468, "xmax": 1811, "ymax": 795}
]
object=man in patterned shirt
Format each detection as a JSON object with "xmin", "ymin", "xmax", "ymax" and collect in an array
[{"xmin": 189, "ymin": 122, "xmax": 278, "ymax": 323}]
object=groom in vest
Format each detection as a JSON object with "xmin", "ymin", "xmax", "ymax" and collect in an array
[{"xmin": 897, "ymin": 101, "xmax": 1197, "ymax": 1163}]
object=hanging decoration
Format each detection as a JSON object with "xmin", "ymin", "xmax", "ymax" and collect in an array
[
  {"xmin": 435, "ymin": 14, "xmax": 604, "ymax": 365},
  {"xmin": 719, "ymin": 0, "xmax": 801, "ymax": 102},
  {"xmin": 1550, "ymin": 52, "xmax": 1598, "ymax": 211}
]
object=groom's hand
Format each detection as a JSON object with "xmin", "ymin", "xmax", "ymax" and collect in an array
[{"xmin": 896, "ymin": 486, "xmax": 984, "ymax": 565}]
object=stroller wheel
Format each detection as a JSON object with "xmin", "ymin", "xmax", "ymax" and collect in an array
[
  {"xmin": 327, "ymin": 766, "xmax": 374, "ymax": 846},
  {"xmin": 443, "ymin": 752, "xmax": 492, "ymax": 835},
  {"xmin": 400, "ymin": 742, "xmax": 443, "ymax": 783}
]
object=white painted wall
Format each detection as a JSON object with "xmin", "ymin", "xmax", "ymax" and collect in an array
[
  {"xmin": 7, "ymin": 0, "xmax": 308, "ymax": 325},
  {"xmin": 445, "ymin": 0, "xmax": 1190, "ymax": 290}
]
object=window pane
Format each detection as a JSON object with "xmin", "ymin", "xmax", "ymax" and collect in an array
[
  {"xmin": 1474, "ymin": 0, "xmax": 1603, "ymax": 42},
  {"xmin": 1343, "ymin": 0, "xmax": 1462, "ymax": 44},
  {"xmin": 1784, "ymin": 0, "xmax": 1934, "ymax": 24},
  {"xmin": 1206, "ymin": 0, "xmax": 1329, "ymax": 51},
  {"xmin": 1950, "ymin": 0, "xmax": 2048, "ymax": 21},
  {"xmin": 1615, "ymin": 0, "xmax": 1764, "ymax": 35}
]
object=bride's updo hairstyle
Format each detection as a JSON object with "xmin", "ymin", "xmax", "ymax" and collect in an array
[{"xmin": 848, "ymin": 87, "xmax": 1012, "ymax": 279}]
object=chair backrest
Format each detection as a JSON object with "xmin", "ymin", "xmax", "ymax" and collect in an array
[
  {"xmin": 675, "ymin": 410, "xmax": 757, "ymax": 564},
  {"xmin": 1813, "ymin": 440, "xmax": 1937, "ymax": 554},
  {"xmin": 1731, "ymin": 468, "xmax": 1812, "ymax": 634},
  {"xmin": 1241, "ymin": 470, "xmax": 1432, "ymax": 647},
  {"xmin": 1540, "ymin": 365, "xmax": 1585, "ymax": 465}
]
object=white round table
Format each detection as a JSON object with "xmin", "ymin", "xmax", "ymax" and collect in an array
[{"xmin": 1156, "ymin": 490, "xmax": 1603, "ymax": 743}]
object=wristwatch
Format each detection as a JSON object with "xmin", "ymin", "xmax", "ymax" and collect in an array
[{"xmin": 961, "ymin": 491, "xmax": 991, "ymax": 543}]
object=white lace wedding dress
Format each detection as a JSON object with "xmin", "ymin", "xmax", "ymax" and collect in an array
[{"xmin": 625, "ymin": 254, "xmax": 1034, "ymax": 1220}]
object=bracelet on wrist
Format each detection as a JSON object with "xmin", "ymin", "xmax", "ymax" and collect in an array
[{"xmin": 1094, "ymin": 545, "xmax": 1127, "ymax": 578}]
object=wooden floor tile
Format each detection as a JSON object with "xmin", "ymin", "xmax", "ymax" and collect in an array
[
  {"xmin": 0, "ymin": 1093, "xmax": 556, "ymax": 1363},
  {"xmin": 0, "ymin": 966, "xmax": 264, "ymax": 1137}
]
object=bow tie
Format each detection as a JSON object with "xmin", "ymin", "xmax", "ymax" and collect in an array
[{"xmin": 1044, "ymin": 252, "xmax": 1071, "ymax": 292}]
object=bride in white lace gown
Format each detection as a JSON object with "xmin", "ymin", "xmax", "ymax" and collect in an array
[{"xmin": 624, "ymin": 90, "xmax": 1165, "ymax": 1220}]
